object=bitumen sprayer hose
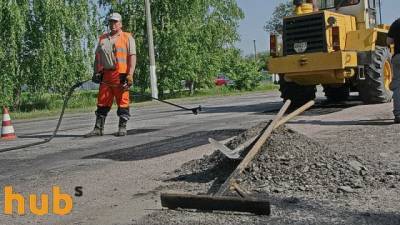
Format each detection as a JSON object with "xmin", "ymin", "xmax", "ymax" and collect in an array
[
  {"xmin": 0, "ymin": 80, "xmax": 202, "ymax": 153},
  {"xmin": 0, "ymin": 79, "xmax": 91, "ymax": 153}
]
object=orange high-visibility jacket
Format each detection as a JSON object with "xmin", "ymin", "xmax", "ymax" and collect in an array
[{"xmin": 97, "ymin": 32, "xmax": 132, "ymax": 74}]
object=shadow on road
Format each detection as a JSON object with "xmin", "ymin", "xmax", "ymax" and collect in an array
[
  {"xmin": 202, "ymin": 102, "xmax": 283, "ymax": 114},
  {"xmin": 123, "ymin": 128, "xmax": 160, "ymax": 136},
  {"xmin": 19, "ymin": 129, "xmax": 160, "ymax": 139},
  {"xmin": 198, "ymin": 94, "xmax": 367, "ymax": 116},
  {"xmin": 19, "ymin": 134, "xmax": 85, "ymax": 138},
  {"xmin": 290, "ymin": 118, "xmax": 394, "ymax": 126},
  {"xmin": 263, "ymin": 99, "xmax": 364, "ymax": 116},
  {"xmin": 164, "ymin": 151, "xmax": 239, "ymax": 195},
  {"xmin": 83, "ymin": 129, "xmax": 244, "ymax": 161},
  {"xmin": 199, "ymin": 98, "xmax": 365, "ymax": 117}
]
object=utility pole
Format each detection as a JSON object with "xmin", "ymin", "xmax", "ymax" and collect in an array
[
  {"xmin": 253, "ymin": 40, "xmax": 257, "ymax": 61},
  {"xmin": 144, "ymin": 0, "xmax": 158, "ymax": 99}
]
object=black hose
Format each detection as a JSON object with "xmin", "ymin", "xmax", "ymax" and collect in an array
[
  {"xmin": 0, "ymin": 79, "xmax": 90, "ymax": 153},
  {"xmin": 134, "ymin": 93, "xmax": 202, "ymax": 115},
  {"xmin": 101, "ymin": 81, "xmax": 202, "ymax": 115},
  {"xmin": 0, "ymin": 79, "xmax": 201, "ymax": 153}
]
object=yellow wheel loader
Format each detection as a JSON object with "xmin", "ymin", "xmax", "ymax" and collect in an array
[{"xmin": 268, "ymin": 0, "xmax": 393, "ymax": 107}]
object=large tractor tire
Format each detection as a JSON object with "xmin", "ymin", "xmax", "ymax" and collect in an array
[
  {"xmin": 357, "ymin": 46, "xmax": 393, "ymax": 104},
  {"xmin": 323, "ymin": 85, "xmax": 350, "ymax": 102},
  {"xmin": 279, "ymin": 75, "xmax": 316, "ymax": 108}
]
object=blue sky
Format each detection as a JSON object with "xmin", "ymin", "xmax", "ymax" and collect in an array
[{"xmin": 236, "ymin": 0, "xmax": 400, "ymax": 55}]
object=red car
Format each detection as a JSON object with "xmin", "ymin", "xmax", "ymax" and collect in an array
[{"xmin": 214, "ymin": 75, "xmax": 234, "ymax": 86}]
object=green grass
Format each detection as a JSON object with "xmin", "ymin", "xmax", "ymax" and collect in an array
[
  {"xmin": 17, "ymin": 91, "xmax": 98, "ymax": 112},
  {"xmin": 152, "ymin": 82, "xmax": 278, "ymax": 100},
  {"xmin": 7, "ymin": 82, "xmax": 278, "ymax": 120}
]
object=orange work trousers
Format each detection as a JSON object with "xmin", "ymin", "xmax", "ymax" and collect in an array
[{"xmin": 97, "ymin": 70, "xmax": 130, "ymax": 108}]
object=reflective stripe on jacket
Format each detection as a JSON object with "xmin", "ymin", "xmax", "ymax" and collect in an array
[{"xmin": 98, "ymin": 32, "xmax": 131, "ymax": 74}]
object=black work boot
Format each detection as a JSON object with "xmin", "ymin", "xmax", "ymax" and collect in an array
[
  {"xmin": 116, "ymin": 118, "xmax": 128, "ymax": 137},
  {"xmin": 84, "ymin": 115, "xmax": 105, "ymax": 138}
]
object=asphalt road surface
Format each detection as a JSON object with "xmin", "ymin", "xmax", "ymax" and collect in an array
[{"xmin": 0, "ymin": 90, "xmax": 398, "ymax": 224}]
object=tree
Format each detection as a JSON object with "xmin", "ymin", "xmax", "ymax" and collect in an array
[
  {"xmin": 101, "ymin": 0, "xmax": 244, "ymax": 97},
  {"xmin": 0, "ymin": 0, "xmax": 29, "ymax": 108},
  {"xmin": 27, "ymin": 0, "xmax": 99, "ymax": 96},
  {"xmin": 0, "ymin": 0, "xmax": 256, "ymax": 111},
  {"xmin": 221, "ymin": 49, "xmax": 262, "ymax": 90},
  {"xmin": 264, "ymin": 1, "xmax": 293, "ymax": 35},
  {"xmin": 0, "ymin": 0, "xmax": 99, "ymax": 109},
  {"xmin": 245, "ymin": 52, "xmax": 270, "ymax": 72}
]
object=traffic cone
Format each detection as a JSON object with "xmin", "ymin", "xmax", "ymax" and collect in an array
[{"xmin": 1, "ymin": 107, "xmax": 16, "ymax": 140}]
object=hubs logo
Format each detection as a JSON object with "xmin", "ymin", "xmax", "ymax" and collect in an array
[{"xmin": 3, "ymin": 186, "xmax": 83, "ymax": 216}]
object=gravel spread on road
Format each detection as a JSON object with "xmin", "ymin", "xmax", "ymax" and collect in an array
[
  {"xmin": 134, "ymin": 121, "xmax": 400, "ymax": 225},
  {"xmin": 173, "ymin": 122, "xmax": 384, "ymax": 196}
]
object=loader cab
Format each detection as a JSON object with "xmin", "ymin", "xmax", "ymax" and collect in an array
[{"xmin": 317, "ymin": 0, "xmax": 381, "ymax": 29}]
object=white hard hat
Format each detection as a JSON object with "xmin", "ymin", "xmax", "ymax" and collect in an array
[{"xmin": 108, "ymin": 12, "xmax": 122, "ymax": 22}]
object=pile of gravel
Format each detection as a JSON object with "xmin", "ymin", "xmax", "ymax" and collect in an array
[
  {"xmin": 171, "ymin": 122, "xmax": 383, "ymax": 197},
  {"xmin": 239, "ymin": 126, "xmax": 370, "ymax": 196},
  {"xmin": 171, "ymin": 122, "xmax": 270, "ymax": 189},
  {"xmin": 175, "ymin": 122, "xmax": 270, "ymax": 175}
]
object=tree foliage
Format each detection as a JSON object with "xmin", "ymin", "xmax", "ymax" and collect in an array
[
  {"xmin": 264, "ymin": 1, "xmax": 293, "ymax": 35},
  {"xmin": 27, "ymin": 0, "xmax": 99, "ymax": 95},
  {"xmin": 0, "ymin": 0, "xmax": 99, "ymax": 109},
  {"xmin": 0, "ymin": 0, "xmax": 265, "ymax": 111},
  {"xmin": 0, "ymin": 0, "xmax": 28, "ymax": 108},
  {"xmin": 102, "ymin": 0, "xmax": 245, "ymax": 95},
  {"xmin": 221, "ymin": 50, "xmax": 262, "ymax": 91}
]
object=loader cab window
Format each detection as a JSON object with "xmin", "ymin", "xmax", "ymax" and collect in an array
[
  {"xmin": 368, "ymin": 0, "xmax": 380, "ymax": 26},
  {"xmin": 368, "ymin": 0, "xmax": 376, "ymax": 8},
  {"xmin": 318, "ymin": 0, "xmax": 360, "ymax": 9},
  {"xmin": 367, "ymin": 0, "xmax": 381, "ymax": 11}
]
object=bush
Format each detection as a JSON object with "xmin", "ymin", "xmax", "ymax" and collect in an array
[{"xmin": 231, "ymin": 60, "xmax": 263, "ymax": 90}]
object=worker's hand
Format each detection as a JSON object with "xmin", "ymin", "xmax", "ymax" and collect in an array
[
  {"xmin": 127, "ymin": 73, "xmax": 134, "ymax": 86},
  {"xmin": 92, "ymin": 72, "xmax": 103, "ymax": 84}
]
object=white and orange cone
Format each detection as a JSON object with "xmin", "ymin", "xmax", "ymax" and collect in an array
[{"xmin": 1, "ymin": 107, "xmax": 16, "ymax": 140}]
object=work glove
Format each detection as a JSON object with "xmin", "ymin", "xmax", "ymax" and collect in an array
[
  {"xmin": 92, "ymin": 72, "xmax": 103, "ymax": 84},
  {"xmin": 127, "ymin": 74, "xmax": 134, "ymax": 86},
  {"xmin": 120, "ymin": 74, "xmax": 133, "ymax": 91}
]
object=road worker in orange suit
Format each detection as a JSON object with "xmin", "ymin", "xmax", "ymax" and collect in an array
[{"xmin": 85, "ymin": 12, "xmax": 137, "ymax": 137}]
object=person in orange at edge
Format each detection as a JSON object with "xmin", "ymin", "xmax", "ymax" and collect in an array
[{"xmin": 85, "ymin": 12, "xmax": 136, "ymax": 137}]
